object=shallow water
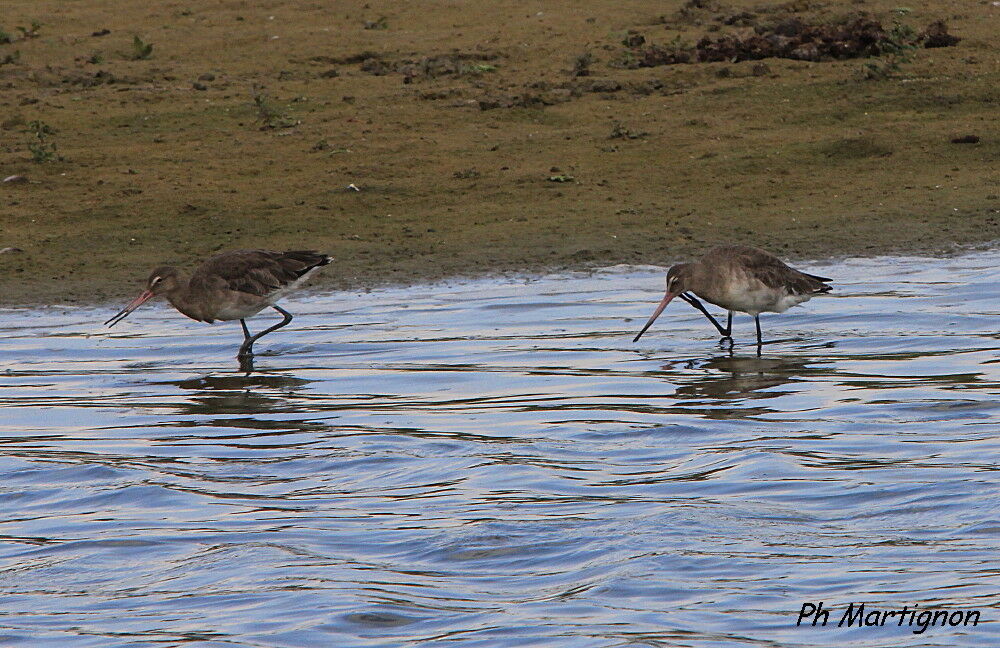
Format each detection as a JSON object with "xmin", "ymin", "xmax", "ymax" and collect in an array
[{"xmin": 1, "ymin": 249, "xmax": 998, "ymax": 648}]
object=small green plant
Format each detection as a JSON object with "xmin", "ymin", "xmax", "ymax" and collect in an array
[
  {"xmin": 884, "ymin": 9, "xmax": 917, "ymax": 55},
  {"xmin": 0, "ymin": 27, "xmax": 12, "ymax": 44},
  {"xmin": 467, "ymin": 63, "xmax": 496, "ymax": 73},
  {"xmin": 363, "ymin": 16, "xmax": 388, "ymax": 30},
  {"xmin": 1, "ymin": 50, "xmax": 19, "ymax": 65},
  {"xmin": 88, "ymin": 51, "xmax": 104, "ymax": 64},
  {"xmin": 16, "ymin": 21, "xmax": 42, "ymax": 39},
  {"xmin": 251, "ymin": 86, "xmax": 296, "ymax": 129},
  {"xmin": 131, "ymin": 35, "xmax": 153, "ymax": 60},
  {"xmin": 26, "ymin": 120, "xmax": 59, "ymax": 163},
  {"xmin": 861, "ymin": 9, "xmax": 918, "ymax": 80}
]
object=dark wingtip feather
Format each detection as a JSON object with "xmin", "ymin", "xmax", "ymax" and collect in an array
[{"xmin": 281, "ymin": 250, "xmax": 333, "ymax": 278}]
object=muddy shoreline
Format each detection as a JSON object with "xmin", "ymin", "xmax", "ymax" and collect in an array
[
  {"xmin": 2, "ymin": 1, "xmax": 998, "ymax": 306},
  {"xmin": 4, "ymin": 238, "xmax": 998, "ymax": 310}
]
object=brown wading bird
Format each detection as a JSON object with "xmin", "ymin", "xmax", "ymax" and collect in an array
[
  {"xmin": 633, "ymin": 245, "xmax": 832, "ymax": 347},
  {"xmin": 105, "ymin": 250, "xmax": 331, "ymax": 358}
]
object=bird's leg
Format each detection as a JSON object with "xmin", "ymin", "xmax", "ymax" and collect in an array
[
  {"xmin": 720, "ymin": 312, "xmax": 735, "ymax": 350},
  {"xmin": 755, "ymin": 315, "xmax": 763, "ymax": 349},
  {"xmin": 679, "ymin": 293, "xmax": 732, "ymax": 339},
  {"xmin": 236, "ymin": 306, "xmax": 294, "ymax": 358},
  {"xmin": 237, "ymin": 319, "xmax": 254, "ymax": 358}
]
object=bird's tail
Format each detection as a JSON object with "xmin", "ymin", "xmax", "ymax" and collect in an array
[
  {"xmin": 804, "ymin": 271, "xmax": 832, "ymax": 294},
  {"xmin": 281, "ymin": 251, "xmax": 332, "ymax": 278},
  {"xmin": 790, "ymin": 270, "xmax": 832, "ymax": 295}
]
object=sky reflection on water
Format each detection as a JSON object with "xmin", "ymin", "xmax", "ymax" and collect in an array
[{"xmin": 1, "ymin": 249, "xmax": 998, "ymax": 647}]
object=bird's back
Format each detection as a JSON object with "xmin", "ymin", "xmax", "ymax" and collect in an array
[
  {"xmin": 193, "ymin": 250, "xmax": 329, "ymax": 296},
  {"xmin": 705, "ymin": 245, "xmax": 830, "ymax": 293},
  {"xmin": 187, "ymin": 250, "xmax": 331, "ymax": 321},
  {"xmin": 696, "ymin": 245, "xmax": 831, "ymax": 314}
]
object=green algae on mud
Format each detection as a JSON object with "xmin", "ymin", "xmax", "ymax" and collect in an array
[{"xmin": 0, "ymin": 0, "xmax": 998, "ymax": 305}]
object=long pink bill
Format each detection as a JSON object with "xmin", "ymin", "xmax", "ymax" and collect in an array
[
  {"xmin": 632, "ymin": 292, "xmax": 678, "ymax": 342},
  {"xmin": 104, "ymin": 289, "xmax": 155, "ymax": 328}
]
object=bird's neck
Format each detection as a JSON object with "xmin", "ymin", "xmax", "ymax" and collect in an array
[
  {"xmin": 162, "ymin": 274, "xmax": 204, "ymax": 321},
  {"xmin": 689, "ymin": 261, "xmax": 720, "ymax": 299}
]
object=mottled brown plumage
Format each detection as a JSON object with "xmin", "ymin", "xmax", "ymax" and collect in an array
[
  {"xmin": 191, "ymin": 250, "xmax": 328, "ymax": 300},
  {"xmin": 105, "ymin": 249, "xmax": 331, "ymax": 358},
  {"xmin": 634, "ymin": 245, "xmax": 831, "ymax": 346}
]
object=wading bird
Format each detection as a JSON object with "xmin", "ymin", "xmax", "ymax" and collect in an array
[
  {"xmin": 633, "ymin": 245, "xmax": 831, "ymax": 347},
  {"xmin": 105, "ymin": 249, "xmax": 331, "ymax": 358}
]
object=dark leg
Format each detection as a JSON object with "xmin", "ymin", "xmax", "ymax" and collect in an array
[
  {"xmin": 236, "ymin": 306, "xmax": 293, "ymax": 358},
  {"xmin": 237, "ymin": 319, "xmax": 253, "ymax": 357},
  {"xmin": 679, "ymin": 293, "xmax": 732, "ymax": 338},
  {"xmin": 722, "ymin": 311, "xmax": 734, "ymax": 349},
  {"xmin": 755, "ymin": 315, "xmax": 763, "ymax": 346}
]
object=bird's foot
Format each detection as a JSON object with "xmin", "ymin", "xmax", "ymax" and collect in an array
[
  {"xmin": 237, "ymin": 343, "xmax": 255, "ymax": 372},
  {"xmin": 237, "ymin": 354, "xmax": 255, "ymax": 373}
]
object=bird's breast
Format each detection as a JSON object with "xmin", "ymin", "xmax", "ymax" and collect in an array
[
  {"xmin": 697, "ymin": 285, "xmax": 811, "ymax": 315},
  {"xmin": 169, "ymin": 299, "xmax": 208, "ymax": 322},
  {"xmin": 211, "ymin": 299, "xmax": 269, "ymax": 321}
]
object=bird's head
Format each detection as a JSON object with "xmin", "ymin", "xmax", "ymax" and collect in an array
[
  {"xmin": 632, "ymin": 262, "xmax": 693, "ymax": 342},
  {"xmin": 665, "ymin": 262, "xmax": 693, "ymax": 296},
  {"xmin": 104, "ymin": 266, "xmax": 182, "ymax": 328},
  {"xmin": 147, "ymin": 266, "xmax": 182, "ymax": 295}
]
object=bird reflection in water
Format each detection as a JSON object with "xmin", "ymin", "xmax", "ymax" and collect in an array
[
  {"xmin": 671, "ymin": 353, "xmax": 819, "ymax": 402},
  {"xmin": 163, "ymin": 373, "xmax": 315, "ymax": 419}
]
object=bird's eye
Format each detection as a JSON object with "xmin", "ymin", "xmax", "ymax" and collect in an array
[{"xmin": 151, "ymin": 276, "xmax": 161, "ymax": 285}]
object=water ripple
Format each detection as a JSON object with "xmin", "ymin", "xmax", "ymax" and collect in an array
[{"xmin": 1, "ymin": 250, "xmax": 999, "ymax": 647}]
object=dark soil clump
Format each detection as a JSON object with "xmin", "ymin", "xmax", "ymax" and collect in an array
[
  {"xmin": 921, "ymin": 20, "xmax": 961, "ymax": 48},
  {"xmin": 629, "ymin": 13, "xmax": 959, "ymax": 66},
  {"xmin": 354, "ymin": 52, "xmax": 501, "ymax": 81}
]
